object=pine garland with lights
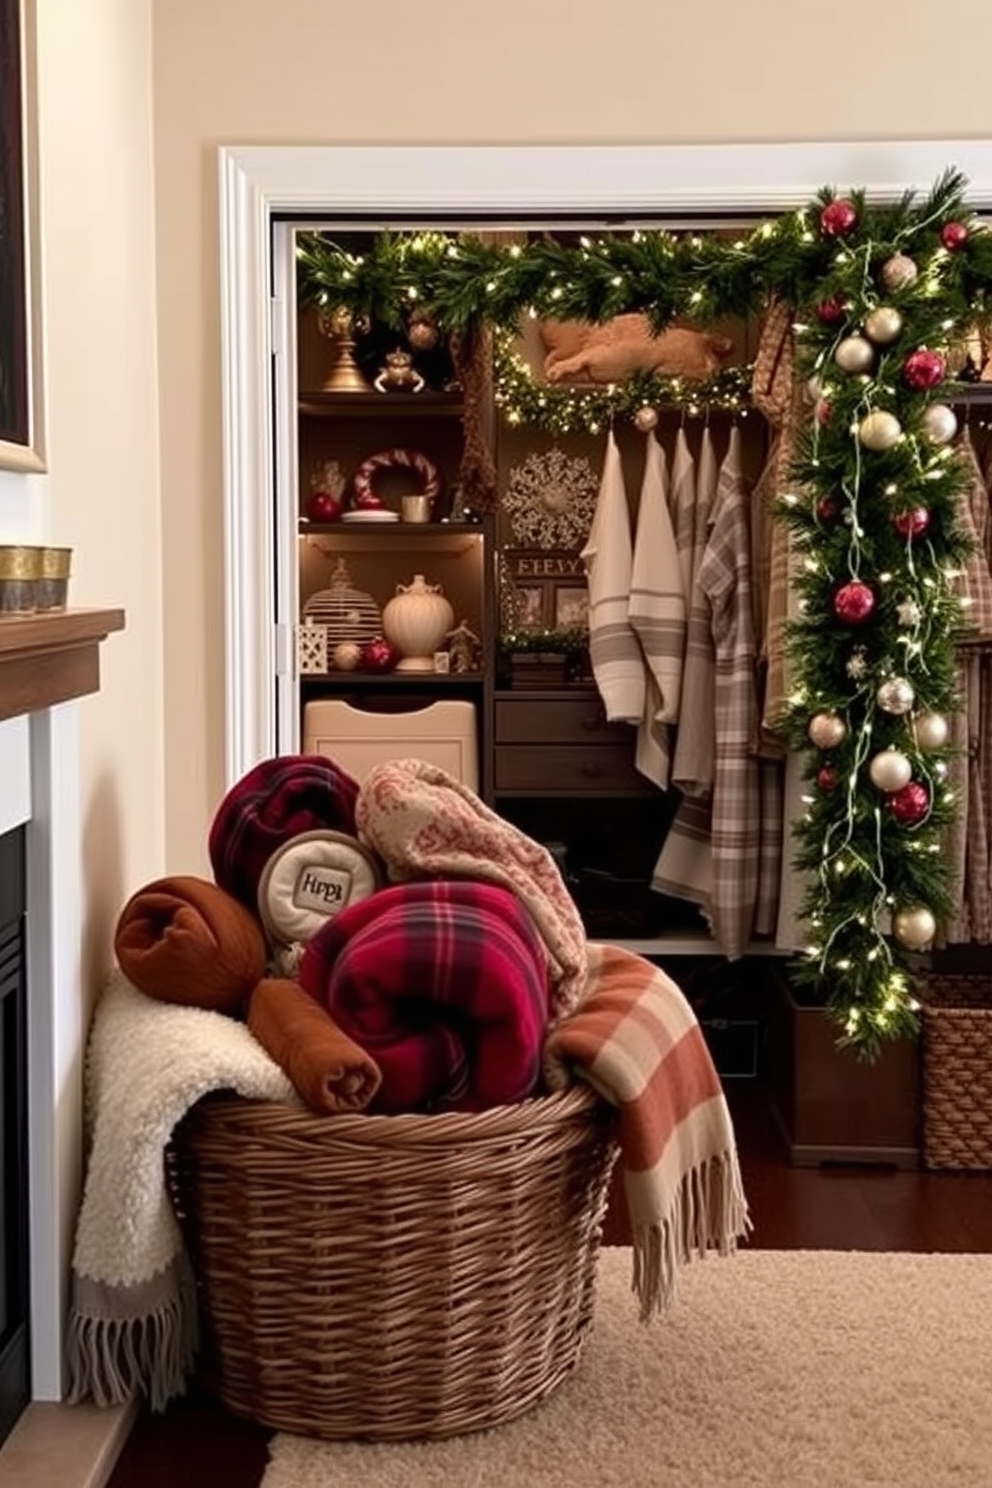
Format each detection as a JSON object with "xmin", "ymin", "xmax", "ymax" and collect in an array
[{"xmin": 296, "ymin": 171, "xmax": 992, "ymax": 1054}]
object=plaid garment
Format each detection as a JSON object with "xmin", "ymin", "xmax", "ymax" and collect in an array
[
  {"xmin": 668, "ymin": 426, "xmax": 718, "ymax": 797},
  {"xmin": 582, "ymin": 428, "xmax": 646, "ymax": 724},
  {"xmin": 544, "ymin": 942, "xmax": 750, "ymax": 1320},
  {"xmin": 956, "ymin": 433, "xmax": 992, "ymax": 643},
  {"xmin": 668, "ymin": 427, "xmax": 697, "ymax": 614},
  {"xmin": 628, "ymin": 430, "xmax": 686, "ymax": 788},
  {"xmin": 299, "ymin": 880, "xmax": 550, "ymax": 1114},
  {"xmin": 942, "ymin": 657, "xmax": 971, "ymax": 944}
]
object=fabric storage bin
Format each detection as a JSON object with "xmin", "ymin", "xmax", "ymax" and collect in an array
[
  {"xmin": 167, "ymin": 1086, "xmax": 617, "ymax": 1441},
  {"xmin": 922, "ymin": 973, "xmax": 992, "ymax": 1170},
  {"xmin": 303, "ymin": 697, "xmax": 479, "ymax": 791}
]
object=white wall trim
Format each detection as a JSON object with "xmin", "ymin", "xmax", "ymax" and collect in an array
[{"xmin": 218, "ymin": 138, "xmax": 992, "ymax": 783}]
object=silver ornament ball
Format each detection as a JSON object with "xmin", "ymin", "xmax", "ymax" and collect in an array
[
  {"xmin": 863, "ymin": 306, "xmax": 904, "ymax": 345},
  {"xmin": 332, "ymin": 640, "xmax": 362, "ymax": 671},
  {"xmin": 913, "ymin": 710, "xmax": 950, "ymax": 750},
  {"xmin": 921, "ymin": 402, "xmax": 958, "ymax": 445},
  {"xmin": 859, "ymin": 410, "xmax": 903, "ymax": 451},
  {"xmin": 877, "ymin": 677, "xmax": 916, "ymax": 715},
  {"xmin": 808, "ymin": 711, "xmax": 847, "ymax": 749},
  {"xmin": 834, "ymin": 335, "xmax": 875, "ymax": 375},
  {"xmin": 633, "ymin": 405, "xmax": 659, "ymax": 432},
  {"xmin": 880, "ymin": 253, "xmax": 919, "ymax": 292},
  {"xmin": 892, "ymin": 905, "xmax": 937, "ymax": 951},
  {"xmin": 868, "ymin": 747, "xmax": 913, "ymax": 792}
]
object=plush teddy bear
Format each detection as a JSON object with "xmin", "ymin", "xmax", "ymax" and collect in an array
[{"xmin": 539, "ymin": 314, "xmax": 734, "ymax": 385}]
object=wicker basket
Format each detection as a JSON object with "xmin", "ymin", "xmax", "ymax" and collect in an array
[
  {"xmin": 922, "ymin": 973, "xmax": 992, "ymax": 1171},
  {"xmin": 167, "ymin": 1086, "xmax": 618, "ymax": 1441}
]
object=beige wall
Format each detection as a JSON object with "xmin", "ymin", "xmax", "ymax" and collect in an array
[{"xmin": 152, "ymin": 0, "xmax": 992, "ymax": 874}]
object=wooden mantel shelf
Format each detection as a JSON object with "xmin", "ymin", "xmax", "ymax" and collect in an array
[{"xmin": 0, "ymin": 607, "xmax": 126, "ymax": 722}]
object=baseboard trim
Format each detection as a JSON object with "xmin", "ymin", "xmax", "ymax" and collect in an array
[{"xmin": 0, "ymin": 1397, "xmax": 138, "ymax": 1488}]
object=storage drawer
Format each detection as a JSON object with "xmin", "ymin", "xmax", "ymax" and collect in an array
[
  {"xmin": 495, "ymin": 694, "xmax": 633, "ymax": 746},
  {"xmin": 494, "ymin": 743, "xmax": 651, "ymax": 795}
]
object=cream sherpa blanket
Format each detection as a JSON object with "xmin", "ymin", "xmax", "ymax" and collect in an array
[{"xmin": 66, "ymin": 970, "xmax": 295, "ymax": 1410}]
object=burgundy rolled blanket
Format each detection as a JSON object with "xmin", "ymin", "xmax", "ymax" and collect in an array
[
  {"xmin": 299, "ymin": 880, "xmax": 551, "ymax": 1114},
  {"xmin": 247, "ymin": 977, "xmax": 382, "ymax": 1114}
]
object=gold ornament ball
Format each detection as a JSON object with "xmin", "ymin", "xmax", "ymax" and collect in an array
[
  {"xmin": 808, "ymin": 711, "xmax": 847, "ymax": 749},
  {"xmin": 921, "ymin": 403, "xmax": 958, "ymax": 445},
  {"xmin": 913, "ymin": 710, "xmax": 950, "ymax": 750},
  {"xmin": 633, "ymin": 405, "xmax": 659, "ymax": 432},
  {"xmin": 834, "ymin": 335, "xmax": 875, "ymax": 375},
  {"xmin": 863, "ymin": 306, "xmax": 904, "ymax": 345},
  {"xmin": 408, "ymin": 317, "xmax": 439, "ymax": 351},
  {"xmin": 880, "ymin": 253, "xmax": 919, "ymax": 292},
  {"xmin": 332, "ymin": 640, "xmax": 362, "ymax": 671},
  {"xmin": 877, "ymin": 676, "xmax": 916, "ymax": 715},
  {"xmin": 892, "ymin": 905, "xmax": 937, "ymax": 951},
  {"xmin": 859, "ymin": 410, "xmax": 903, "ymax": 451},
  {"xmin": 868, "ymin": 747, "xmax": 913, "ymax": 792}
]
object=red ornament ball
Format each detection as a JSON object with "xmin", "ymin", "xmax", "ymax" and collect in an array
[
  {"xmin": 940, "ymin": 221, "xmax": 969, "ymax": 251},
  {"xmin": 815, "ymin": 398, "xmax": 833, "ymax": 428},
  {"xmin": 893, "ymin": 506, "xmax": 931, "ymax": 539},
  {"xmin": 885, "ymin": 781, "xmax": 931, "ymax": 826},
  {"xmin": 817, "ymin": 766, "xmax": 839, "ymax": 792},
  {"xmin": 816, "ymin": 295, "xmax": 848, "ymax": 325},
  {"xmin": 833, "ymin": 580, "xmax": 876, "ymax": 626},
  {"xmin": 304, "ymin": 490, "xmax": 343, "ymax": 524},
  {"xmin": 360, "ymin": 637, "xmax": 399, "ymax": 673},
  {"xmin": 820, "ymin": 200, "xmax": 858, "ymax": 237},
  {"xmin": 903, "ymin": 348, "xmax": 947, "ymax": 391},
  {"xmin": 815, "ymin": 496, "xmax": 840, "ymax": 523}
]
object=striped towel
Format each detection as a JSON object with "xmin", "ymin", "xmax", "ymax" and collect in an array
[
  {"xmin": 628, "ymin": 430, "xmax": 686, "ymax": 788},
  {"xmin": 582, "ymin": 429, "xmax": 645, "ymax": 724},
  {"xmin": 544, "ymin": 942, "xmax": 750, "ymax": 1320}
]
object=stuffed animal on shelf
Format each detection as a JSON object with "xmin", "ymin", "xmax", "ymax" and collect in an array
[{"xmin": 539, "ymin": 314, "xmax": 734, "ymax": 385}]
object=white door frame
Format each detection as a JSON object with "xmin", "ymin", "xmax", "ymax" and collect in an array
[{"xmin": 218, "ymin": 139, "xmax": 992, "ymax": 786}]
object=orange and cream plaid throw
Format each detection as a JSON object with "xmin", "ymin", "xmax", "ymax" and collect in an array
[{"xmin": 543, "ymin": 942, "xmax": 750, "ymax": 1320}]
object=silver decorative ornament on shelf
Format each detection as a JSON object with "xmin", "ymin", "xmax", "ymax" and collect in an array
[
  {"xmin": 808, "ymin": 711, "xmax": 847, "ymax": 749},
  {"xmin": 633, "ymin": 405, "xmax": 659, "ymax": 432},
  {"xmin": 921, "ymin": 402, "xmax": 958, "ymax": 445},
  {"xmin": 863, "ymin": 306, "xmax": 904, "ymax": 345},
  {"xmin": 834, "ymin": 335, "xmax": 875, "ymax": 375},
  {"xmin": 880, "ymin": 253, "xmax": 919, "ymax": 292},
  {"xmin": 859, "ymin": 410, "xmax": 902, "ymax": 451},
  {"xmin": 877, "ymin": 676, "xmax": 916, "ymax": 715},
  {"xmin": 868, "ymin": 747, "xmax": 913, "ymax": 792},
  {"xmin": 892, "ymin": 905, "xmax": 937, "ymax": 951},
  {"xmin": 913, "ymin": 710, "xmax": 950, "ymax": 750}
]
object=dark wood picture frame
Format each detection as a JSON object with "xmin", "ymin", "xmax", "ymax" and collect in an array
[
  {"xmin": 553, "ymin": 582, "xmax": 589, "ymax": 631},
  {"xmin": 0, "ymin": 0, "xmax": 44, "ymax": 472},
  {"xmin": 500, "ymin": 547, "xmax": 587, "ymax": 634}
]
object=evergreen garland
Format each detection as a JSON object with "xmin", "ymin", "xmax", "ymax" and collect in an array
[{"xmin": 296, "ymin": 171, "xmax": 992, "ymax": 1055}]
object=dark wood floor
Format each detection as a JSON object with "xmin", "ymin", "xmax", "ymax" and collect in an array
[{"xmin": 106, "ymin": 1078, "xmax": 992, "ymax": 1488}]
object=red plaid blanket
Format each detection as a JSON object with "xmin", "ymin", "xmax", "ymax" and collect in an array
[
  {"xmin": 544, "ymin": 942, "xmax": 750, "ymax": 1319},
  {"xmin": 299, "ymin": 880, "xmax": 551, "ymax": 1114}
]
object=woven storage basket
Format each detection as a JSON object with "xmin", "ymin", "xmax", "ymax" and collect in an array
[
  {"xmin": 167, "ymin": 1086, "xmax": 618, "ymax": 1441},
  {"xmin": 922, "ymin": 973, "xmax": 992, "ymax": 1170}
]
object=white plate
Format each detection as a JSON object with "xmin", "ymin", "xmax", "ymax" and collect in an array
[{"xmin": 340, "ymin": 510, "xmax": 400, "ymax": 524}]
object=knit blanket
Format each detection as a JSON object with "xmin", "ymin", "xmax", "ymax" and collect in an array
[
  {"xmin": 66, "ymin": 970, "xmax": 295, "ymax": 1410},
  {"xmin": 299, "ymin": 880, "xmax": 550, "ymax": 1113},
  {"xmin": 356, "ymin": 757, "xmax": 587, "ymax": 1018},
  {"xmin": 543, "ymin": 942, "xmax": 751, "ymax": 1320}
]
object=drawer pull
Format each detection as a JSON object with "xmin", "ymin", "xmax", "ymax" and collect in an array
[
  {"xmin": 580, "ymin": 713, "xmax": 603, "ymax": 731},
  {"xmin": 580, "ymin": 762, "xmax": 605, "ymax": 778}
]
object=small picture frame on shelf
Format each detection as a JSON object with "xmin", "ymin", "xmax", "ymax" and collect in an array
[
  {"xmin": 516, "ymin": 584, "xmax": 546, "ymax": 630},
  {"xmin": 553, "ymin": 584, "xmax": 589, "ymax": 631}
]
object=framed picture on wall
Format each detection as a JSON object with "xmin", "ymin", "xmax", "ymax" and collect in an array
[
  {"xmin": 0, "ymin": 0, "xmax": 45, "ymax": 472},
  {"xmin": 553, "ymin": 584, "xmax": 589, "ymax": 631}
]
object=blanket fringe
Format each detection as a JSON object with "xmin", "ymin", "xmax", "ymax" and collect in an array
[
  {"xmin": 630, "ymin": 1151, "xmax": 751, "ymax": 1321},
  {"xmin": 66, "ymin": 1257, "xmax": 198, "ymax": 1412}
]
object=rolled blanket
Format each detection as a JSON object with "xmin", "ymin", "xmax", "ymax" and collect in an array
[
  {"xmin": 114, "ymin": 874, "xmax": 267, "ymax": 1013},
  {"xmin": 209, "ymin": 752, "xmax": 361, "ymax": 910},
  {"xmin": 66, "ymin": 971, "xmax": 295, "ymax": 1410},
  {"xmin": 299, "ymin": 880, "xmax": 550, "ymax": 1114},
  {"xmin": 247, "ymin": 976, "xmax": 382, "ymax": 1114},
  {"xmin": 543, "ymin": 942, "xmax": 750, "ymax": 1321},
  {"xmin": 355, "ymin": 757, "xmax": 587, "ymax": 1018}
]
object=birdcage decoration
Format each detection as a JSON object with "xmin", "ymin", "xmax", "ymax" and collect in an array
[{"xmin": 302, "ymin": 558, "xmax": 383, "ymax": 649}]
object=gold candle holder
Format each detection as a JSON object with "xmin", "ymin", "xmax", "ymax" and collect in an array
[
  {"xmin": 317, "ymin": 306, "xmax": 373, "ymax": 393},
  {"xmin": 0, "ymin": 546, "xmax": 43, "ymax": 614},
  {"xmin": 37, "ymin": 547, "xmax": 72, "ymax": 610}
]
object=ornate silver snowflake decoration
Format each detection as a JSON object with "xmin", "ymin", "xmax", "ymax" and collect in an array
[
  {"xmin": 846, "ymin": 646, "xmax": 869, "ymax": 680},
  {"xmin": 896, "ymin": 598, "xmax": 922, "ymax": 627},
  {"xmin": 502, "ymin": 446, "xmax": 599, "ymax": 549}
]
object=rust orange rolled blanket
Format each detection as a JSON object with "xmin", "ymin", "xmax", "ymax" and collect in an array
[
  {"xmin": 543, "ymin": 942, "xmax": 751, "ymax": 1320},
  {"xmin": 247, "ymin": 977, "xmax": 382, "ymax": 1114}
]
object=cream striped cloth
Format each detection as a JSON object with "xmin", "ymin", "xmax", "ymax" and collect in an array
[
  {"xmin": 629, "ymin": 431, "xmax": 686, "ymax": 788},
  {"xmin": 582, "ymin": 429, "xmax": 645, "ymax": 724}
]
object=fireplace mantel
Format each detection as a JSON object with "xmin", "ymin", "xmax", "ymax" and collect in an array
[{"xmin": 0, "ymin": 609, "xmax": 125, "ymax": 722}]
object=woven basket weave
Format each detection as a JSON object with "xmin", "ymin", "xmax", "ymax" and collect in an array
[
  {"xmin": 922, "ymin": 973, "xmax": 992, "ymax": 1171},
  {"xmin": 167, "ymin": 1086, "xmax": 618, "ymax": 1441}
]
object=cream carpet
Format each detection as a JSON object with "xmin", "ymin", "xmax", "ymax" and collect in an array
[{"xmin": 260, "ymin": 1248, "xmax": 992, "ymax": 1488}]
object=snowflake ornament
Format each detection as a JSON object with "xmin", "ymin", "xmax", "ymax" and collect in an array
[
  {"xmin": 502, "ymin": 446, "xmax": 599, "ymax": 549},
  {"xmin": 896, "ymin": 598, "xmax": 923, "ymax": 627},
  {"xmin": 846, "ymin": 646, "xmax": 869, "ymax": 680}
]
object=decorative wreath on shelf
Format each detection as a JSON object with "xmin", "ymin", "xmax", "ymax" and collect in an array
[
  {"xmin": 501, "ymin": 447, "xmax": 599, "ymax": 550},
  {"xmin": 352, "ymin": 447, "xmax": 441, "ymax": 511}
]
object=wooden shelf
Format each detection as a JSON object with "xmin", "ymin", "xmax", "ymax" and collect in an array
[
  {"xmin": 298, "ymin": 391, "xmax": 464, "ymax": 418},
  {"xmin": 300, "ymin": 671, "xmax": 484, "ymax": 691},
  {"xmin": 299, "ymin": 521, "xmax": 484, "ymax": 539},
  {"xmin": 0, "ymin": 607, "xmax": 125, "ymax": 721}
]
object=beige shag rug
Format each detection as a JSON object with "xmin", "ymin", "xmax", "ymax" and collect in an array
[{"xmin": 261, "ymin": 1248, "xmax": 992, "ymax": 1488}]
